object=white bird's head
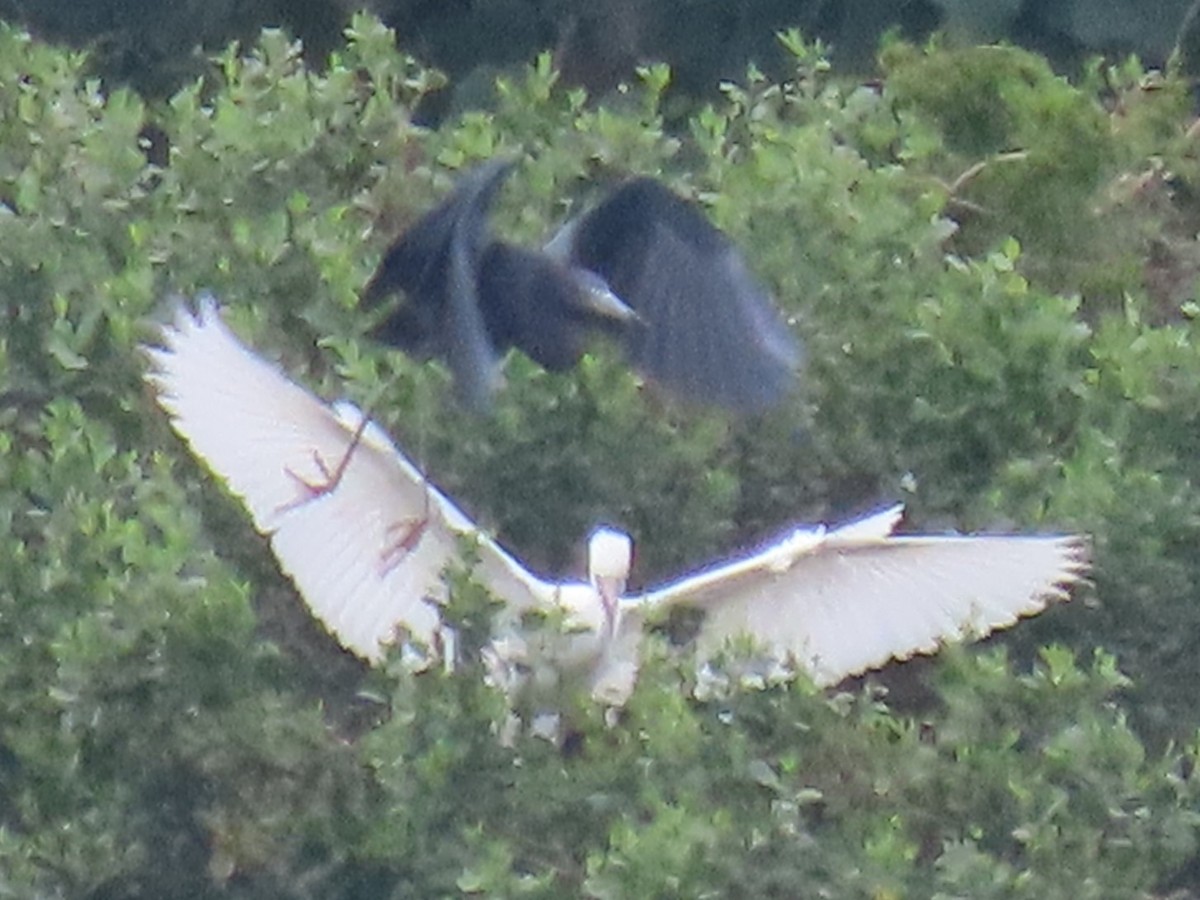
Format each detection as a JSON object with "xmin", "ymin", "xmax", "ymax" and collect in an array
[{"xmin": 587, "ymin": 527, "xmax": 632, "ymax": 635}]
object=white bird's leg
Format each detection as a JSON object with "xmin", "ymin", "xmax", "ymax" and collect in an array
[
  {"xmin": 277, "ymin": 413, "xmax": 373, "ymax": 514},
  {"xmin": 432, "ymin": 626, "xmax": 458, "ymax": 675},
  {"xmin": 379, "ymin": 482, "xmax": 433, "ymax": 574}
]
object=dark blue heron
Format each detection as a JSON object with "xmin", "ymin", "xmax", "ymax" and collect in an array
[{"xmin": 361, "ymin": 161, "xmax": 802, "ymax": 413}]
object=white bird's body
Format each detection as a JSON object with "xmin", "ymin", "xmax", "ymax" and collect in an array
[{"xmin": 145, "ymin": 300, "xmax": 1089, "ymax": 703}]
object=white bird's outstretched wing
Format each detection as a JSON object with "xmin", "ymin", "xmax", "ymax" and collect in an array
[
  {"xmin": 630, "ymin": 506, "xmax": 1088, "ymax": 686},
  {"xmin": 144, "ymin": 298, "xmax": 556, "ymax": 661}
]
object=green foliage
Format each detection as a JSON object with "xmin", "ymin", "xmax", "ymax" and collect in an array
[
  {"xmin": 880, "ymin": 43, "xmax": 1113, "ymax": 260},
  {"xmin": 4, "ymin": 15, "xmax": 1200, "ymax": 896}
]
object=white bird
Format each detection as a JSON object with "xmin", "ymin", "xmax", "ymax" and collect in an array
[{"xmin": 144, "ymin": 299, "xmax": 1089, "ymax": 704}]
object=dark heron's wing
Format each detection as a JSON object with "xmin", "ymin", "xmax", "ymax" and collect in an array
[
  {"xmin": 560, "ymin": 178, "xmax": 802, "ymax": 413},
  {"xmin": 364, "ymin": 161, "xmax": 638, "ymax": 404},
  {"xmin": 362, "ymin": 160, "xmax": 515, "ymax": 411}
]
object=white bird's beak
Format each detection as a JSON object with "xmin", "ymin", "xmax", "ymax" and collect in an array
[{"xmin": 594, "ymin": 574, "xmax": 625, "ymax": 636}]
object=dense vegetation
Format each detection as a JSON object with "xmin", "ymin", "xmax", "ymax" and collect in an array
[{"xmin": 4, "ymin": 15, "xmax": 1200, "ymax": 896}]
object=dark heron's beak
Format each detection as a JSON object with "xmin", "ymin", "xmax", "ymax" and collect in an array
[{"xmin": 571, "ymin": 269, "xmax": 642, "ymax": 325}]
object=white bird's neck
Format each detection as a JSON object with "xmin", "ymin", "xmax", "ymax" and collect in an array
[{"xmin": 557, "ymin": 582, "xmax": 616, "ymax": 643}]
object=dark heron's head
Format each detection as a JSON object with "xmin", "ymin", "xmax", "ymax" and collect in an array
[{"xmin": 478, "ymin": 243, "xmax": 640, "ymax": 372}]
